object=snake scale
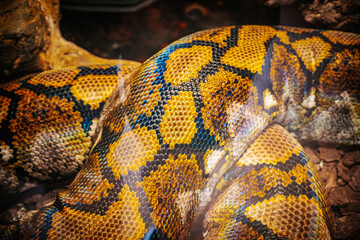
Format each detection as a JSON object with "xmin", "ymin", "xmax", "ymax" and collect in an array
[{"xmin": 1, "ymin": 25, "xmax": 360, "ymax": 239}]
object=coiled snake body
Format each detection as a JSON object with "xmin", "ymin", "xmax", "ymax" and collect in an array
[{"xmin": 1, "ymin": 25, "xmax": 360, "ymax": 239}]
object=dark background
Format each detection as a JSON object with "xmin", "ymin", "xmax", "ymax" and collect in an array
[{"xmin": 59, "ymin": 0, "xmax": 315, "ymax": 63}]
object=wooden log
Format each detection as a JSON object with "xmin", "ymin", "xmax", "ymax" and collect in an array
[{"xmin": 0, "ymin": 0, "xmax": 139, "ymax": 82}]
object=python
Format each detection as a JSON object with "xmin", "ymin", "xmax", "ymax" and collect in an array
[{"xmin": 1, "ymin": 25, "xmax": 359, "ymax": 239}]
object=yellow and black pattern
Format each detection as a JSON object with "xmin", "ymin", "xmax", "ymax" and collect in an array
[
  {"xmin": 204, "ymin": 124, "xmax": 332, "ymax": 239},
  {"xmin": 0, "ymin": 63, "xmax": 140, "ymax": 192},
  {"xmin": 1, "ymin": 25, "xmax": 360, "ymax": 239}
]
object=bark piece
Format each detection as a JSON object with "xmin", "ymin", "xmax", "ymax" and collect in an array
[
  {"xmin": 327, "ymin": 185, "xmax": 352, "ymax": 206},
  {"xmin": 304, "ymin": 146, "xmax": 321, "ymax": 164},
  {"xmin": 341, "ymin": 150, "xmax": 360, "ymax": 167},
  {"xmin": 319, "ymin": 162, "xmax": 338, "ymax": 192},
  {"xmin": 349, "ymin": 165, "xmax": 360, "ymax": 192},
  {"xmin": 316, "ymin": 147, "xmax": 342, "ymax": 162},
  {"xmin": 337, "ymin": 161, "xmax": 351, "ymax": 183},
  {"xmin": 334, "ymin": 214, "xmax": 360, "ymax": 240}
]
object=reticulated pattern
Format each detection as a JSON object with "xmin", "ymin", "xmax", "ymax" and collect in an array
[{"xmin": 2, "ymin": 25, "xmax": 357, "ymax": 239}]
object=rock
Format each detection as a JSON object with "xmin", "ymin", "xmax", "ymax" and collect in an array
[
  {"xmin": 316, "ymin": 147, "xmax": 342, "ymax": 162},
  {"xmin": 349, "ymin": 165, "xmax": 360, "ymax": 192},
  {"xmin": 341, "ymin": 150, "xmax": 360, "ymax": 167},
  {"xmin": 304, "ymin": 146, "xmax": 321, "ymax": 164},
  {"xmin": 300, "ymin": 0, "xmax": 360, "ymax": 34},
  {"xmin": 337, "ymin": 161, "xmax": 351, "ymax": 183}
]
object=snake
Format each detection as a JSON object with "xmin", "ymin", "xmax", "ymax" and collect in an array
[{"xmin": 0, "ymin": 25, "xmax": 359, "ymax": 239}]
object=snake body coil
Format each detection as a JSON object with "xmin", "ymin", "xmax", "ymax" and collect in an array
[{"xmin": 1, "ymin": 25, "xmax": 360, "ymax": 239}]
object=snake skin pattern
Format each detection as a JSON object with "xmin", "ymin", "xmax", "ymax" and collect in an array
[
  {"xmin": 1, "ymin": 25, "xmax": 360, "ymax": 239},
  {"xmin": 0, "ymin": 63, "xmax": 140, "ymax": 192}
]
